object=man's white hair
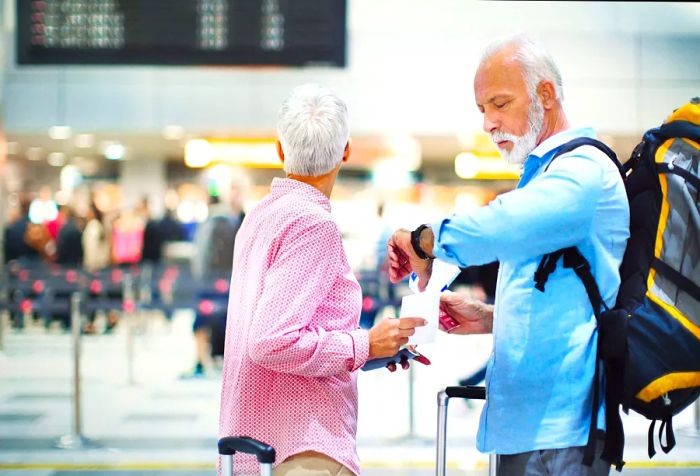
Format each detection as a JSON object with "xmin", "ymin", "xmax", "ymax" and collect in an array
[
  {"xmin": 481, "ymin": 34, "xmax": 564, "ymax": 102},
  {"xmin": 277, "ymin": 83, "xmax": 349, "ymax": 177}
]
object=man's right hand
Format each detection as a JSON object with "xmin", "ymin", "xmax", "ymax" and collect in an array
[
  {"xmin": 368, "ymin": 317, "xmax": 427, "ymax": 358},
  {"xmin": 439, "ymin": 290, "xmax": 494, "ymax": 335}
]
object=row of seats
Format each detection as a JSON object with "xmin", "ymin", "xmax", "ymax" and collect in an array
[{"xmin": 0, "ymin": 261, "xmax": 404, "ymax": 335}]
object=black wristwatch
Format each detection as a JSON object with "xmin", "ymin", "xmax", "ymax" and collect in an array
[{"xmin": 410, "ymin": 224, "xmax": 433, "ymax": 260}]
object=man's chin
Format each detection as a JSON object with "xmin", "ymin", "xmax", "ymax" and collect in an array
[{"xmin": 500, "ymin": 151, "xmax": 526, "ymax": 165}]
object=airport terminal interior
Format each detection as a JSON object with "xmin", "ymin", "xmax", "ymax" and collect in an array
[{"xmin": 0, "ymin": 1, "xmax": 699, "ymax": 475}]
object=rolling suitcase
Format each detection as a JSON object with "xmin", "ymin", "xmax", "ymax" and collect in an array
[
  {"xmin": 218, "ymin": 436, "xmax": 276, "ymax": 476},
  {"xmin": 436, "ymin": 386, "xmax": 497, "ymax": 476}
]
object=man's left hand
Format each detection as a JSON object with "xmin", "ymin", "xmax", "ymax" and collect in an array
[{"xmin": 387, "ymin": 228, "xmax": 433, "ymax": 291}]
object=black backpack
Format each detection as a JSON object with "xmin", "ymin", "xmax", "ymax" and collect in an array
[{"xmin": 534, "ymin": 98, "xmax": 700, "ymax": 471}]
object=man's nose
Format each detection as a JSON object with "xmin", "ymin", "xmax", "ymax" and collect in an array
[{"xmin": 482, "ymin": 114, "xmax": 498, "ymax": 134}]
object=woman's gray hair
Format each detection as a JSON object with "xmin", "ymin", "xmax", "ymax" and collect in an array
[
  {"xmin": 481, "ymin": 34, "xmax": 564, "ymax": 102},
  {"xmin": 277, "ymin": 83, "xmax": 350, "ymax": 177}
]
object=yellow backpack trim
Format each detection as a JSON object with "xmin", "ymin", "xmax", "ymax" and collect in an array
[
  {"xmin": 682, "ymin": 137, "xmax": 700, "ymax": 150},
  {"xmin": 636, "ymin": 371, "xmax": 700, "ymax": 403},
  {"xmin": 644, "ymin": 138, "xmax": 700, "ymax": 340},
  {"xmin": 645, "ymin": 139, "xmax": 672, "ymax": 288},
  {"xmin": 665, "ymin": 101, "xmax": 700, "ymax": 125}
]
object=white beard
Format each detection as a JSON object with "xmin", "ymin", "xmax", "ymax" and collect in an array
[{"xmin": 491, "ymin": 96, "xmax": 545, "ymax": 165}]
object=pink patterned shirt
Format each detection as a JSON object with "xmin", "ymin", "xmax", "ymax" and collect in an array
[{"xmin": 219, "ymin": 178, "xmax": 369, "ymax": 475}]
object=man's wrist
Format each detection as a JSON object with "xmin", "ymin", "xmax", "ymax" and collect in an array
[
  {"xmin": 479, "ymin": 304, "xmax": 495, "ymax": 333},
  {"xmin": 419, "ymin": 226, "xmax": 436, "ymax": 259},
  {"xmin": 410, "ymin": 224, "xmax": 435, "ymax": 260}
]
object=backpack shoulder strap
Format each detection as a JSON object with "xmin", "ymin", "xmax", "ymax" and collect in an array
[
  {"xmin": 534, "ymin": 137, "xmax": 628, "ymax": 469},
  {"xmin": 546, "ymin": 137, "xmax": 626, "ymax": 179},
  {"xmin": 534, "ymin": 137, "xmax": 624, "ymax": 292}
]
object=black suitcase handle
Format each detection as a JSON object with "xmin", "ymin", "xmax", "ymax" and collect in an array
[
  {"xmin": 218, "ymin": 436, "xmax": 276, "ymax": 464},
  {"xmin": 445, "ymin": 385, "xmax": 486, "ymax": 400}
]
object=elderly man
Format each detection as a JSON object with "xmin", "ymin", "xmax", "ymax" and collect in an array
[
  {"xmin": 388, "ymin": 35, "xmax": 629, "ymax": 475},
  {"xmin": 219, "ymin": 84, "xmax": 425, "ymax": 476}
]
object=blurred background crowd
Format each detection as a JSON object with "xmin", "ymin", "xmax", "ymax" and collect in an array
[{"xmin": 0, "ymin": 1, "xmax": 698, "ymax": 474}]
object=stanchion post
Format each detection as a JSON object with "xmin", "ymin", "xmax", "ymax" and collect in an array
[
  {"xmin": 408, "ymin": 363, "xmax": 415, "ymax": 438},
  {"xmin": 678, "ymin": 395, "xmax": 700, "ymax": 438},
  {"xmin": 0, "ymin": 274, "xmax": 7, "ymax": 351},
  {"xmin": 123, "ymin": 273, "xmax": 136, "ymax": 386},
  {"xmin": 0, "ymin": 307, "xmax": 5, "ymax": 352},
  {"xmin": 436, "ymin": 390, "xmax": 449, "ymax": 476},
  {"xmin": 489, "ymin": 454, "xmax": 498, "ymax": 476},
  {"xmin": 139, "ymin": 263, "xmax": 153, "ymax": 341},
  {"xmin": 55, "ymin": 292, "xmax": 97, "ymax": 449},
  {"xmin": 393, "ymin": 359, "xmax": 431, "ymax": 444}
]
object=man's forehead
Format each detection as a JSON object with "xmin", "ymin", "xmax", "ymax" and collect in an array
[{"xmin": 474, "ymin": 57, "xmax": 525, "ymax": 103}]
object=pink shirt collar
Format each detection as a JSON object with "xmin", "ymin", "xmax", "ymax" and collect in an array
[{"xmin": 271, "ymin": 177, "xmax": 332, "ymax": 213}]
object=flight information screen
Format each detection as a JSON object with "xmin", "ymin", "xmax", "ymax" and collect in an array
[{"xmin": 17, "ymin": 0, "xmax": 346, "ymax": 66}]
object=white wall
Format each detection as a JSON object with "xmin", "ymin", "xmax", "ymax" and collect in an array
[{"xmin": 2, "ymin": 1, "xmax": 700, "ymax": 139}]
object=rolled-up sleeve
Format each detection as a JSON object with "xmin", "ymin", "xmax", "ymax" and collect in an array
[
  {"xmin": 248, "ymin": 219, "xmax": 368, "ymax": 377},
  {"xmin": 432, "ymin": 151, "xmax": 604, "ymax": 267}
]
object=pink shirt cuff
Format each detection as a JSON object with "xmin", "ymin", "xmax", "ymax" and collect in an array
[{"xmin": 348, "ymin": 329, "xmax": 370, "ymax": 372}]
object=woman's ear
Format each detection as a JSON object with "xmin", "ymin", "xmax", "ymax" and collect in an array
[
  {"xmin": 276, "ymin": 140, "xmax": 285, "ymax": 163},
  {"xmin": 342, "ymin": 139, "xmax": 352, "ymax": 163}
]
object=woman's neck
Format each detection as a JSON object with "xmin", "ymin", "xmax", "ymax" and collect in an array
[{"xmin": 287, "ymin": 168, "xmax": 339, "ymax": 199}]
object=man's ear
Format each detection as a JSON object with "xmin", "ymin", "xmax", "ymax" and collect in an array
[
  {"xmin": 276, "ymin": 140, "xmax": 285, "ymax": 163},
  {"xmin": 538, "ymin": 81, "xmax": 557, "ymax": 110},
  {"xmin": 342, "ymin": 139, "xmax": 352, "ymax": 163}
]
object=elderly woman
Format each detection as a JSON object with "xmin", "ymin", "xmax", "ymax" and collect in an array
[{"xmin": 218, "ymin": 84, "xmax": 425, "ymax": 476}]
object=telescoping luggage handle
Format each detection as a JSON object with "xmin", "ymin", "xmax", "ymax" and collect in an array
[
  {"xmin": 436, "ymin": 386, "xmax": 496, "ymax": 476},
  {"xmin": 218, "ymin": 436, "xmax": 275, "ymax": 476}
]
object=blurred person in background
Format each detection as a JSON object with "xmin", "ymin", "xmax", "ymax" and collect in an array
[
  {"xmin": 191, "ymin": 183, "xmax": 246, "ymax": 279},
  {"xmin": 4, "ymin": 195, "xmax": 41, "ymax": 264},
  {"xmin": 82, "ymin": 201, "xmax": 113, "ymax": 334},
  {"xmin": 54, "ymin": 205, "xmax": 83, "ymax": 266},
  {"xmin": 156, "ymin": 192, "xmax": 186, "ymax": 258},
  {"xmin": 82, "ymin": 202, "xmax": 110, "ymax": 273},
  {"xmin": 452, "ymin": 261, "xmax": 498, "ymax": 388},
  {"xmin": 141, "ymin": 196, "xmax": 186, "ymax": 265},
  {"xmin": 140, "ymin": 197, "xmax": 162, "ymax": 264},
  {"xmin": 28, "ymin": 186, "xmax": 59, "ymax": 228},
  {"xmin": 111, "ymin": 206, "xmax": 145, "ymax": 265},
  {"xmin": 183, "ymin": 182, "xmax": 246, "ymax": 378},
  {"xmin": 219, "ymin": 84, "xmax": 425, "ymax": 476},
  {"xmin": 388, "ymin": 34, "xmax": 628, "ymax": 476}
]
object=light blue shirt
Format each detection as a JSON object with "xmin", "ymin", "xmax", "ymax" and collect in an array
[{"xmin": 432, "ymin": 127, "xmax": 629, "ymax": 454}]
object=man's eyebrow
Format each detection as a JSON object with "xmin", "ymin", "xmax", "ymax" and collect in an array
[
  {"xmin": 488, "ymin": 95, "xmax": 511, "ymax": 104},
  {"xmin": 477, "ymin": 95, "xmax": 512, "ymax": 108}
]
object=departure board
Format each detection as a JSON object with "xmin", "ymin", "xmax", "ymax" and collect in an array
[{"xmin": 16, "ymin": 0, "xmax": 346, "ymax": 66}]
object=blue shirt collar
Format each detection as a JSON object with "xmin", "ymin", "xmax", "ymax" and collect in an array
[
  {"xmin": 528, "ymin": 127, "xmax": 597, "ymax": 161},
  {"xmin": 518, "ymin": 127, "xmax": 597, "ymax": 189}
]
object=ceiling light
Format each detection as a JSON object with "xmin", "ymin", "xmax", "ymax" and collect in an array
[
  {"xmin": 185, "ymin": 139, "xmax": 213, "ymax": 168},
  {"xmin": 372, "ymin": 159, "xmax": 415, "ymax": 190},
  {"xmin": 60, "ymin": 164, "xmax": 82, "ymax": 191},
  {"xmin": 7, "ymin": 142, "xmax": 20, "ymax": 155},
  {"xmin": 162, "ymin": 125, "xmax": 185, "ymax": 141},
  {"xmin": 103, "ymin": 143, "xmax": 125, "ymax": 160},
  {"xmin": 47, "ymin": 152, "xmax": 67, "ymax": 166},
  {"xmin": 49, "ymin": 126, "xmax": 72, "ymax": 140},
  {"xmin": 455, "ymin": 152, "xmax": 521, "ymax": 180},
  {"xmin": 455, "ymin": 152, "xmax": 479, "ymax": 179},
  {"xmin": 74, "ymin": 134, "xmax": 95, "ymax": 148},
  {"xmin": 26, "ymin": 147, "xmax": 43, "ymax": 161},
  {"xmin": 383, "ymin": 135, "xmax": 422, "ymax": 171}
]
